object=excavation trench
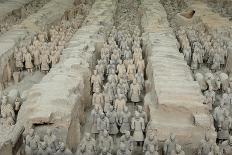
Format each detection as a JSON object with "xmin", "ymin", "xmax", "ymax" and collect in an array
[
  {"xmin": 79, "ymin": 0, "xmax": 151, "ymax": 154},
  {"xmin": 160, "ymin": 0, "xmax": 232, "ymax": 151},
  {"xmin": 0, "ymin": 1, "xmax": 92, "ymax": 154}
]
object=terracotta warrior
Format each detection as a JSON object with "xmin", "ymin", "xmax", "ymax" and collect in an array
[
  {"xmin": 131, "ymin": 111, "xmax": 145, "ymax": 146},
  {"xmin": 91, "ymin": 105, "xmax": 101, "ymax": 138},
  {"xmin": 40, "ymin": 53, "xmax": 51, "ymax": 73},
  {"xmin": 55, "ymin": 142, "xmax": 72, "ymax": 155},
  {"xmin": 37, "ymin": 142, "xmax": 52, "ymax": 155},
  {"xmin": 117, "ymin": 60, "xmax": 127, "ymax": 79},
  {"xmin": 25, "ymin": 129, "xmax": 40, "ymax": 155},
  {"xmin": 92, "ymin": 88, "xmax": 104, "ymax": 110},
  {"xmin": 163, "ymin": 133, "xmax": 177, "ymax": 155},
  {"xmin": 115, "ymin": 93, "xmax": 126, "ymax": 113},
  {"xmin": 106, "ymin": 106, "xmax": 118, "ymax": 139},
  {"xmin": 116, "ymin": 143, "xmax": 131, "ymax": 155},
  {"xmin": 100, "ymin": 147, "xmax": 112, "ymax": 155},
  {"xmin": 97, "ymin": 113, "xmax": 110, "ymax": 135},
  {"xmin": 44, "ymin": 129, "xmax": 57, "ymax": 153},
  {"xmin": 32, "ymin": 47, "xmax": 41, "ymax": 70},
  {"xmin": 79, "ymin": 132, "xmax": 96, "ymax": 155},
  {"xmin": 170, "ymin": 144, "xmax": 185, "ymax": 155},
  {"xmin": 127, "ymin": 60, "xmax": 136, "ymax": 82},
  {"xmin": 24, "ymin": 51, "xmax": 33, "ymax": 73},
  {"xmin": 203, "ymin": 86, "xmax": 215, "ymax": 111},
  {"xmin": 99, "ymin": 130, "xmax": 113, "ymax": 153},
  {"xmin": 136, "ymin": 55, "xmax": 145, "ymax": 75},
  {"xmin": 197, "ymin": 133, "xmax": 212, "ymax": 155},
  {"xmin": 1, "ymin": 95, "xmax": 15, "ymax": 120},
  {"xmin": 120, "ymin": 130, "xmax": 133, "ymax": 152},
  {"xmin": 129, "ymin": 79, "xmax": 141, "ymax": 104},
  {"xmin": 217, "ymin": 110, "xmax": 232, "ymax": 143},
  {"xmin": 91, "ymin": 70, "xmax": 102, "ymax": 93},
  {"xmin": 14, "ymin": 47, "xmax": 24, "ymax": 71},
  {"xmin": 213, "ymin": 100, "xmax": 227, "ymax": 130},
  {"xmin": 143, "ymin": 133, "xmax": 158, "ymax": 153},
  {"xmin": 221, "ymin": 136, "xmax": 232, "ymax": 155},
  {"xmin": 119, "ymin": 106, "xmax": 131, "ymax": 134},
  {"xmin": 208, "ymin": 143, "xmax": 221, "ymax": 155},
  {"xmin": 145, "ymin": 145, "xmax": 159, "ymax": 155}
]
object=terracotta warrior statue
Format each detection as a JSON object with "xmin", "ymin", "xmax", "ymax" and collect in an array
[
  {"xmin": 91, "ymin": 105, "xmax": 101, "ymax": 138},
  {"xmin": 106, "ymin": 105, "xmax": 118, "ymax": 140},
  {"xmin": 44, "ymin": 129, "xmax": 57, "ymax": 153},
  {"xmin": 170, "ymin": 144, "xmax": 185, "ymax": 155},
  {"xmin": 118, "ymin": 106, "xmax": 131, "ymax": 134},
  {"xmin": 221, "ymin": 136, "xmax": 232, "ymax": 155},
  {"xmin": 25, "ymin": 129, "xmax": 40, "ymax": 155},
  {"xmin": 97, "ymin": 113, "xmax": 110, "ymax": 135},
  {"xmin": 116, "ymin": 143, "xmax": 131, "ymax": 155},
  {"xmin": 197, "ymin": 133, "xmax": 212, "ymax": 155},
  {"xmin": 24, "ymin": 51, "xmax": 33, "ymax": 73},
  {"xmin": 143, "ymin": 133, "xmax": 158, "ymax": 153},
  {"xmin": 14, "ymin": 47, "xmax": 24, "ymax": 71},
  {"xmin": 99, "ymin": 130, "xmax": 113, "ymax": 154},
  {"xmin": 129, "ymin": 79, "xmax": 141, "ymax": 105},
  {"xmin": 79, "ymin": 132, "xmax": 96, "ymax": 155},
  {"xmin": 92, "ymin": 88, "xmax": 104, "ymax": 110},
  {"xmin": 120, "ymin": 130, "xmax": 133, "ymax": 152},
  {"xmin": 131, "ymin": 111, "xmax": 145, "ymax": 146},
  {"xmin": 163, "ymin": 133, "xmax": 177, "ymax": 155}
]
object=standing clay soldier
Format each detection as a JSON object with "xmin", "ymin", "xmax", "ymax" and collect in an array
[
  {"xmin": 14, "ymin": 47, "xmax": 24, "ymax": 71},
  {"xmin": 143, "ymin": 133, "xmax": 158, "ymax": 153},
  {"xmin": 100, "ymin": 147, "xmax": 112, "ymax": 155},
  {"xmin": 145, "ymin": 145, "xmax": 159, "ymax": 155},
  {"xmin": 44, "ymin": 129, "xmax": 57, "ymax": 153},
  {"xmin": 79, "ymin": 132, "xmax": 96, "ymax": 155},
  {"xmin": 40, "ymin": 54, "xmax": 50, "ymax": 73},
  {"xmin": 129, "ymin": 79, "xmax": 141, "ymax": 105},
  {"xmin": 117, "ymin": 60, "xmax": 127, "ymax": 79},
  {"xmin": 213, "ymin": 101, "xmax": 227, "ymax": 130},
  {"xmin": 99, "ymin": 130, "xmax": 113, "ymax": 153},
  {"xmin": 24, "ymin": 51, "xmax": 33, "ymax": 73},
  {"xmin": 14, "ymin": 96, "xmax": 22, "ymax": 114},
  {"xmin": 114, "ymin": 93, "xmax": 126, "ymax": 114},
  {"xmin": 97, "ymin": 113, "xmax": 110, "ymax": 135},
  {"xmin": 217, "ymin": 110, "xmax": 232, "ymax": 143},
  {"xmin": 32, "ymin": 48, "xmax": 41, "ymax": 70},
  {"xmin": 106, "ymin": 106, "xmax": 118, "ymax": 139},
  {"xmin": 208, "ymin": 143, "xmax": 222, "ymax": 155},
  {"xmin": 37, "ymin": 142, "xmax": 51, "ymax": 155},
  {"xmin": 211, "ymin": 52, "xmax": 221, "ymax": 71},
  {"xmin": 25, "ymin": 129, "xmax": 40, "ymax": 155},
  {"xmin": 120, "ymin": 131, "xmax": 133, "ymax": 152},
  {"xmin": 221, "ymin": 136, "xmax": 232, "ymax": 155},
  {"xmin": 91, "ymin": 105, "xmax": 101, "ymax": 138},
  {"xmin": 136, "ymin": 56, "xmax": 145, "ymax": 75},
  {"xmin": 203, "ymin": 86, "xmax": 215, "ymax": 111},
  {"xmin": 92, "ymin": 88, "xmax": 104, "ymax": 109},
  {"xmin": 1, "ymin": 95, "xmax": 15, "ymax": 120},
  {"xmin": 54, "ymin": 143, "xmax": 72, "ymax": 155},
  {"xmin": 163, "ymin": 133, "xmax": 177, "ymax": 155},
  {"xmin": 191, "ymin": 51, "xmax": 199, "ymax": 70},
  {"xmin": 119, "ymin": 106, "xmax": 131, "ymax": 134},
  {"xmin": 131, "ymin": 111, "xmax": 145, "ymax": 146},
  {"xmin": 117, "ymin": 143, "xmax": 131, "ymax": 155},
  {"xmin": 138, "ymin": 105, "xmax": 147, "ymax": 124},
  {"xmin": 127, "ymin": 60, "xmax": 136, "ymax": 82},
  {"xmin": 50, "ymin": 50, "xmax": 59, "ymax": 67},
  {"xmin": 91, "ymin": 70, "xmax": 102, "ymax": 93},
  {"xmin": 170, "ymin": 144, "xmax": 185, "ymax": 155},
  {"xmin": 197, "ymin": 133, "xmax": 212, "ymax": 155}
]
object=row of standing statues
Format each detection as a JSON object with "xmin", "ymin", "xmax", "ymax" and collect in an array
[
  {"xmin": 0, "ymin": 2, "xmax": 89, "ymax": 90},
  {"xmin": 176, "ymin": 23, "xmax": 232, "ymax": 155}
]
